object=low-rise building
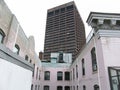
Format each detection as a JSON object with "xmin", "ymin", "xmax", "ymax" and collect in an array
[{"xmin": 40, "ymin": 12, "xmax": 120, "ymax": 90}]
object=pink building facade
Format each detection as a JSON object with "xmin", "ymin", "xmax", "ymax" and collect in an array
[{"xmin": 39, "ymin": 12, "xmax": 120, "ymax": 90}]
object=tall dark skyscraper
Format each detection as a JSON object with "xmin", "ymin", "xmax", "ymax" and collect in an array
[{"xmin": 44, "ymin": 1, "xmax": 86, "ymax": 62}]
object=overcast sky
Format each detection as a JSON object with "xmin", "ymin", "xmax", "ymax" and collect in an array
[{"xmin": 4, "ymin": 0, "xmax": 120, "ymax": 54}]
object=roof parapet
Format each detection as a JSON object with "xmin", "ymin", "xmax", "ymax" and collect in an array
[{"xmin": 86, "ymin": 12, "xmax": 120, "ymax": 32}]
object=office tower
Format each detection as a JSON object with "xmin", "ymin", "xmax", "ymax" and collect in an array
[{"xmin": 44, "ymin": 1, "xmax": 86, "ymax": 61}]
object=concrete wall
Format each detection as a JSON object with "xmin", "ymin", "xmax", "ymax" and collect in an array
[{"xmin": 0, "ymin": 58, "xmax": 32, "ymax": 90}]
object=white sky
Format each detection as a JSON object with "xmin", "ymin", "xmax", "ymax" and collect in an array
[{"xmin": 4, "ymin": 0, "xmax": 120, "ymax": 54}]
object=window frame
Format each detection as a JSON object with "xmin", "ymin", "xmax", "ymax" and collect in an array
[
  {"xmin": 13, "ymin": 44, "xmax": 20, "ymax": 55},
  {"xmin": 44, "ymin": 71, "xmax": 50, "ymax": 80},
  {"xmin": 0, "ymin": 29, "xmax": 5, "ymax": 43},
  {"xmin": 65, "ymin": 71, "xmax": 70, "ymax": 80},
  {"xmin": 44, "ymin": 85, "xmax": 49, "ymax": 90},
  {"xmin": 25, "ymin": 55, "xmax": 29, "ymax": 61},
  {"xmin": 82, "ymin": 58, "xmax": 85, "ymax": 76},
  {"xmin": 94, "ymin": 84, "xmax": 99, "ymax": 90},
  {"xmin": 91, "ymin": 47, "xmax": 97, "ymax": 72},
  {"xmin": 57, "ymin": 71, "xmax": 63, "ymax": 80},
  {"xmin": 57, "ymin": 86, "xmax": 63, "ymax": 90}
]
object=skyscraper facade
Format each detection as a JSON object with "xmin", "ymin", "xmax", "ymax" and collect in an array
[{"xmin": 44, "ymin": 1, "xmax": 86, "ymax": 61}]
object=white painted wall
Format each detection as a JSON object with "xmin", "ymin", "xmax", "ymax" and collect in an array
[{"xmin": 0, "ymin": 58, "xmax": 32, "ymax": 90}]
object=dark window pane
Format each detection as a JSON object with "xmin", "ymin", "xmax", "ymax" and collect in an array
[
  {"xmin": 67, "ymin": 5, "xmax": 73, "ymax": 10},
  {"xmin": 57, "ymin": 86, "xmax": 63, "ymax": 90},
  {"xmin": 94, "ymin": 85, "xmax": 99, "ymax": 90},
  {"xmin": 25, "ymin": 55, "xmax": 28, "ymax": 61},
  {"xmin": 91, "ymin": 47, "xmax": 97, "ymax": 72},
  {"xmin": 0, "ymin": 29, "xmax": 5, "ymax": 43},
  {"xmin": 65, "ymin": 86, "xmax": 70, "ymax": 90},
  {"xmin": 13, "ymin": 44, "xmax": 20, "ymax": 55},
  {"xmin": 55, "ymin": 9, "xmax": 59, "ymax": 14},
  {"xmin": 82, "ymin": 59, "xmax": 85, "ymax": 75},
  {"xmin": 57, "ymin": 72, "xmax": 63, "ymax": 80},
  {"xmin": 61, "ymin": 8, "xmax": 65, "ymax": 13},
  {"xmin": 65, "ymin": 72, "xmax": 70, "ymax": 80},
  {"xmin": 44, "ymin": 71, "xmax": 50, "ymax": 80},
  {"xmin": 48, "ymin": 12, "xmax": 54, "ymax": 17},
  {"xmin": 44, "ymin": 86, "xmax": 49, "ymax": 90}
]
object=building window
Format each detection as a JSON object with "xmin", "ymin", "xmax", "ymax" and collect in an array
[
  {"xmin": 25, "ymin": 55, "xmax": 29, "ymax": 61},
  {"xmin": 83, "ymin": 85, "xmax": 86, "ymax": 90},
  {"xmin": 30, "ymin": 59, "xmax": 32, "ymax": 63},
  {"xmin": 108, "ymin": 67, "xmax": 120, "ymax": 90},
  {"xmin": 77, "ymin": 85, "xmax": 78, "ymax": 90},
  {"xmin": 65, "ymin": 71, "xmax": 70, "ymax": 80},
  {"xmin": 61, "ymin": 8, "xmax": 65, "ymax": 13},
  {"xmin": 38, "ymin": 85, "xmax": 40, "ymax": 90},
  {"xmin": 35, "ymin": 85, "xmax": 37, "ymax": 90},
  {"xmin": 65, "ymin": 86, "xmax": 70, "ymax": 90},
  {"xmin": 67, "ymin": 5, "xmax": 74, "ymax": 11},
  {"xmin": 70, "ymin": 71, "xmax": 72, "ymax": 80},
  {"xmin": 39, "ymin": 70, "xmax": 40, "ymax": 80},
  {"xmin": 76, "ymin": 65, "xmax": 78, "ymax": 78},
  {"xmin": 73, "ymin": 86, "xmax": 75, "ymax": 90},
  {"xmin": 44, "ymin": 86, "xmax": 49, "ymax": 90},
  {"xmin": 48, "ymin": 11, "xmax": 54, "ymax": 17},
  {"xmin": 32, "ymin": 64, "xmax": 35, "ymax": 77},
  {"xmin": 57, "ymin": 71, "xmax": 63, "ymax": 80},
  {"xmin": 73, "ymin": 68, "xmax": 75, "ymax": 80},
  {"xmin": 55, "ymin": 9, "xmax": 59, "ymax": 15},
  {"xmin": 82, "ymin": 59, "xmax": 85, "ymax": 76},
  {"xmin": 44, "ymin": 71, "xmax": 50, "ymax": 80},
  {"xmin": 36, "ymin": 67, "xmax": 38, "ymax": 80},
  {"xmin": 13, "ymin": 44, "xmax": 20, "ymax": 55},
  {"xmin": 0, "ymin": 29, "xmax": 5, "ymax": 43},
  {"xmin": 31, "ymin": 84, "xmax": 33, "ymax": 90},
  {"xmin": 94, "ymin": 85, "xmax": 99, "ymax": 90},
  {"xmin": 91, "ymin": 47, "xmax": 97, "ymax": 72},
  {"xmin": 57, "ymin": 86, "xmax": 63, "ymax": 90}
]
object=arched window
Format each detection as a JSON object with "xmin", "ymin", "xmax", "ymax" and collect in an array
[
  {"xmin": 91, "ymin": 47, "xmax": 97, "ymax": 72},
  {"xmin": 0, "ymin": 29, "xmax": 5, "ymax": 43},
  {"xmin": 76, "ymin": 65, "xmax": 78, "ymax": 78},
  {"xmin": 44, "ymin": 71, "xmax": 50, "ymax": 80},
  {"xmin": 38, "ymin": 85, "xmax": 40, "ymax": 90},
  {"xmin": 57, "ymin": 71, "xmax": 63, "ymax": 80},
  {"xmin": 57, "ymin": 86, "xmax": 63, "ymax": 90},
  {"xmin": 13, "ymin": 44, "xmax": 20, "ymax": 55},
  {"xmin": 83, "ymin": 85, "xmax": 86, "ymax": 90},
  {"xmin": 30, "ymin": 59, "xmax": 32, "ymax": 63},
  {"xmin": 64, "ymin": 86, "xmax": 70, "ymax": 90},
  {"xmin": 94, "ymin": 85, "xmax": 99, "ymax": 90},
  {"xmin": 31, "ymin": 84, "xmax": 33, "ymax": 90},
  {"xmin": 44, "ymin": 85, "xmax": 49, "ymax": 90},
  {"xmin": 35, "ymin": 85, "xmax": 37, "ymax": 90},
  {"xmin": 25, "ymin": 55, "xmax": 29, "ymax": 61},
  {"xmin": 77, "ymin": 85, "xmax": 78, "ymax": 90},
  {"xmin": 82, "ymin": 59, "xmax": 85, "ymax": 76},
  {"xmin": 32, "ymin": 64, "xmax": 35, "ymax": 77}
]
